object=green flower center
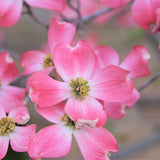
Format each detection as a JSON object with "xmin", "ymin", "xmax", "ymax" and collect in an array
[
  {"xmin": 0, "ymin": 117, "xmax": 15, "ymax": 136},
  {"xmin": 70, "ymin": 77, "xmax": 90, "ymax": 100},
  {"xmin": 43, "ymin": 54, "xmax": 54, "ymax": 69},
  {"xmin": 61, "ymin": 114, "xmax": 75, "ymax": 129}
]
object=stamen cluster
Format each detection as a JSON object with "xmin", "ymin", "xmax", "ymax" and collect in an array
[
  {"xmin": 43, "ymin": 54, "xmax": 54, "ymax": 69},
  {"xmin": 61, "ymin": 114, "xmax": 75, "ymax": 128},
  {"xmin": 0, "ymin": 117, "xmax": 15, "ymax": 136},
  {"xmin": 70, "ymin": 77, "xmax": 90, "ymax": 100}
]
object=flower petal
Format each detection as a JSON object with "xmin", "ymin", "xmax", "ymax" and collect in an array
[
  {"xmin": 0, "ymin": 136, "xmax": 9, "ymax": 159},
  {"xmin": 101, "ymin": 0, "xmax": 131, "ymax": 8},
  {"xmin": 25, "ymin": 0, "xmax": 65, "ymax": 11},
  {"xmin": 0, "ymin": 85, "xmax": 26, "ymax": 113},
  {"xmin": 28, "ymin": 124, "xmax": 72, "ymax": 160},
  {"xmin": 29, "ymin": 71, "xmax": 71, "ymax": 107},
  {"xmin": 104, "ymin": 89, "xmax": 140, "ymax": 119},
  {"xmin": 0, "ymin": 0, "xmax": 23, "ymax": 27},
  {"xmin": 95, "ymin": 45, "xmax": 119, "ymax": 69},
  {"xmin": 48, "ymin": 18, "xmax": 76, "ymax": 52},
  {"xmin": 0, "ymin": 106, "xmax": 6, "ymax": 119},
  {"xmin": 9, "ymin": 125, "xmax": 36, "ymax": 152},
  {"xmin": 8, "ymin": 107, "xmax": 30, "ymax": 124},
  {"xmin": 36, "ymin": 102, "xmax": 65, "ymax": 124},
  {"xmin": 20, "ymin": 50, "xmax": 46, "ymax": 75},
  {"xmin": 74, "ymin": 125, "xmax": 118, "ymax": 160},
  {"xmin": 53, "ymin": 41, "xmax": 96, "ymax": 81},
  {"xmin": 120, "ymin": 45, "xmax": 151, "ymax": 79},
  {"xmin": 0, "ymin": 52, "xmax": 18, "ymax": 83},
  {"xmin": 65, "ymin": 97, "xmax": 107, "ymax": 127},
  {"xmin": 89, "ymin": 65, "xmax": 134, "ymax": 102}
]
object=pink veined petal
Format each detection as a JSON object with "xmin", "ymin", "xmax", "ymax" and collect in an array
[
  {"xmin": 104, "ymin": 89, "xmax": 140, "ymax": 119},
  {"xmin": 89, "ymin": 65, "xmax": 134, "ymax": 102},
  {"xmin": 28, "ymin": 124, "xmax": 72, "ymax": 160},
  {"xmin": 65, "ymin": 97, "xmax": 107, "ymax": 128},
  {"xmin": 9, "ymin": 125, "xmax": 36, "ymax": 152},
  {"xmin": 25, "ymin": 0, "xmax": 65, "ymax": 11},
  {"xmin": 0, "ymin": 0, "xmax": 23, "ymax": 27},
  {"xmin": 120, "ymin": 45, "xmax": 151, "ymax": 79},
  {"xmin": 0, "ymin": 106, "xmax": 6, "ymax": 119},
  {"xmin": 20, "ymin": 50, "xmax": 46, "ymax": 75},
  {"xmin": 53, "ymin": 41, "xmax": 96, "ymax": 81},
  {"xmin": 0, "ymin": 85, "xmax": 26, "ymax": 113},
  {"xmin": 8, "ymin": 107, "xmax": 30, "ymax": 124},
  {"xmin": 0, "ymin": 136, "xmax": 9, "ymax": 159},
  {"xmin": 131, "ymin": 0, "xmax": 160, "ymax": 30},
  {"xmin": 36, "ymin": 102, "xmax": 65, "ymax": 124},
  {"xmin": 29, "ymin": 71, "xmax": 71, "ymax": 107},
  {"xmin": 101, "ymin": 0, "xmax": 131, "ymax": 8},
  {"xmin": 0, "ymin": 52, "xmax": 18, "ymax": 83},
  {"xmin": 48, "ymin": 18, "xmax": 76, "ymax": 52},
  {"xmin": 95, "ymin": 45, "xmax": 119, "ymax": 69},
  {"xmin": 74, "ymin": 125, "xmax": 118, "ymax": 160}
]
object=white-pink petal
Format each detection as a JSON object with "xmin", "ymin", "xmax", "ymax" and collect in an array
[
  {"xmin": 20, "ymin": 50, "xmax": 46, "ymax": 75},
  {"xmin": 89, "ymin": 65, "xmax": 134, "ymax": 102},
  {"xmin": 8, "ymin": 107, "xmax": 30, "ymax": 124},
  {"xmin": 0, "ymin": 136, "xmax": 9, "ymax": 159},
  {"xmin": 0, "ymin": 106, "xmax": 6, "ymax": 119},
  {"xmin": 28, "ymin": 124, "xmax": 72, "ymax": 160},
  {"xmin": 36, "ymin": 102, "xmax": 65, "ymax": 124},
  {"xmin": 9, "ymin": 125, "xmax": 36, "ymax": 152},
  {"xmin": 74, "ymin": 126, "xmax": 118, "ymax": 160},
  {"xmin": 65, "ymin": 97, "xmax": 107, "ymax": 127},
  {"xmin": 29, "ymin": 71, "xmax": 71, "ymax": 107},
  {"xmin": 53, "ymin": 41, "xmax": 96, "ymax": 81},
  {"xmin": 120, "ymin": 45, "xmax": 151, "ymax": 79},
  {"xmin": 48, "ymin": 18, "xmax": 76, "ymax": 52}
]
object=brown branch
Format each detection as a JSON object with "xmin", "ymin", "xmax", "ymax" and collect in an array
[
  {"xmin": 138, "ymin": 71, "xmax": 160, "ymax": 92},
  {"xmin": 23, "ymin": 2, "xmax": 49, "ymax": 29}
]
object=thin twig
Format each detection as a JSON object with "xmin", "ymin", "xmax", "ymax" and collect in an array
[
  {"xmin": 138, "ymin": 71, "xmax": 160, "ymax": 91},
  {"xmin": 23, "ymin": 2, "xmax": 49, "ymax": 29}
]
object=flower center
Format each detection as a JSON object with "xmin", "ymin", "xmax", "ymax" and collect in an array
[
  {"xmin": 61, "ymin": 114, "xmax": 75, "ymax": 128},
  {"xmin": 43, "ymin": 54, "xmax": 54, "ymax": 69},
  {"xmin": 0, "ymin": 117, "xmax": 15, "ymax": 136},
  {"xmin": 70, "ymin": 77, "xmax": 90, "ymax": 100}
]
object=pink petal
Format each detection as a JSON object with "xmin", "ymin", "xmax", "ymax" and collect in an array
[
  {"xmin": 8, "ymin": 107, "xmax": 30, "ymax": 124},
  {"xmin": 89, "ymin": 65, "xmax": 134, "ymax": 102},
  {"xmin": 48, "ymin": 18, "xmax": 76, "ymax": 52},
  {"xmin": 65, "ymin": 97, "xmax": 107, "ymax": 127},
  {"xmin": 9, "ymin": 125, "xmax": 36, "ymax": 152},
  {"xmin": 53, "ymin": 41, "xmax": 96, "ymax": 81},
  {"xmin": 0, "ymin": 136, "xmax": 9, "ymax": 159},
  {"xmin": 28, "ymin": 124, "xmax": 72, "ymax": 160},
  {"xmin": 20, "ymin": 50, "xmax": 46, "ymax": 75},
  {"xmin": 29, "ymin": 71, "xmax": 71, "ymax": 107},
  {"xmin": 0, "ymin": 106, "xmax": 6, "ymax": 119},
  {"xmin": 0, "ymin": 52, "xmax": 18, "ymax": 83},
  {"xmin": 0, "ymin": 85, "xmax": 26, "ymax": 113},
  {"xmin": 36, "ymin": 102, "xmax": 65, "ymax": 124},
  {"xmin": 74, "ymin": 126, "xmax": 118, "ymax": 160},
  {"xmin": 104, "ymin": 89, "xmax": 140, "ymax": 119},
  {"xmin": 0, "ymin": 0, "xmax": 23, "ymax": 27},
  {"xmin": 101, "ymin": 0, "xmax": 131, "ymax": 8},
  {"xmin": 95, "ymin": 45, "xmax": 119, "ymax": 69},
  {"xmin": 25, "ymin": 0, "xmax": 65, "ymax": 11},
  {"xmin": 120, "ymin": 45, "xmax": 151, "ymax": 79}
]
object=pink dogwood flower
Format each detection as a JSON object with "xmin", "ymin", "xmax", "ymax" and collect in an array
[
  {"xmin": 29, "ymin": 40, "xmax": 134, "ymax": 125},
  {"xmin": 21, "ymin": 18, "xmax": 76, "ymax": 75},
  {"xmin": 101, "ymin": 0, "xmax": 131, "ymax": 8},
  {"xmin": 0, "ymin": 106, "xmax": 36, "ymax": 159},
  {"xmin": 28, "ymin": 103, "xmax": 118, "ymax": 160},
  {"xmin": 131, "ymin": 0, "xmax": 160, "ymax": 34},
  {"xmin": 0, "ymin": 0, "xmax": 65, "ymax": 27},
  {"xmin": 0, "ymin": 52, "xmax": 26, "ymax": 113},
  {"xmin": 95, "ymin": 45, "xmax": 150, "ymax": 119}
]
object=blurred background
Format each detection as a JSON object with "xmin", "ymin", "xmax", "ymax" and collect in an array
[{"xmin": 1, "ymin": 6, "xmax": 160, "ymax": 160}]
